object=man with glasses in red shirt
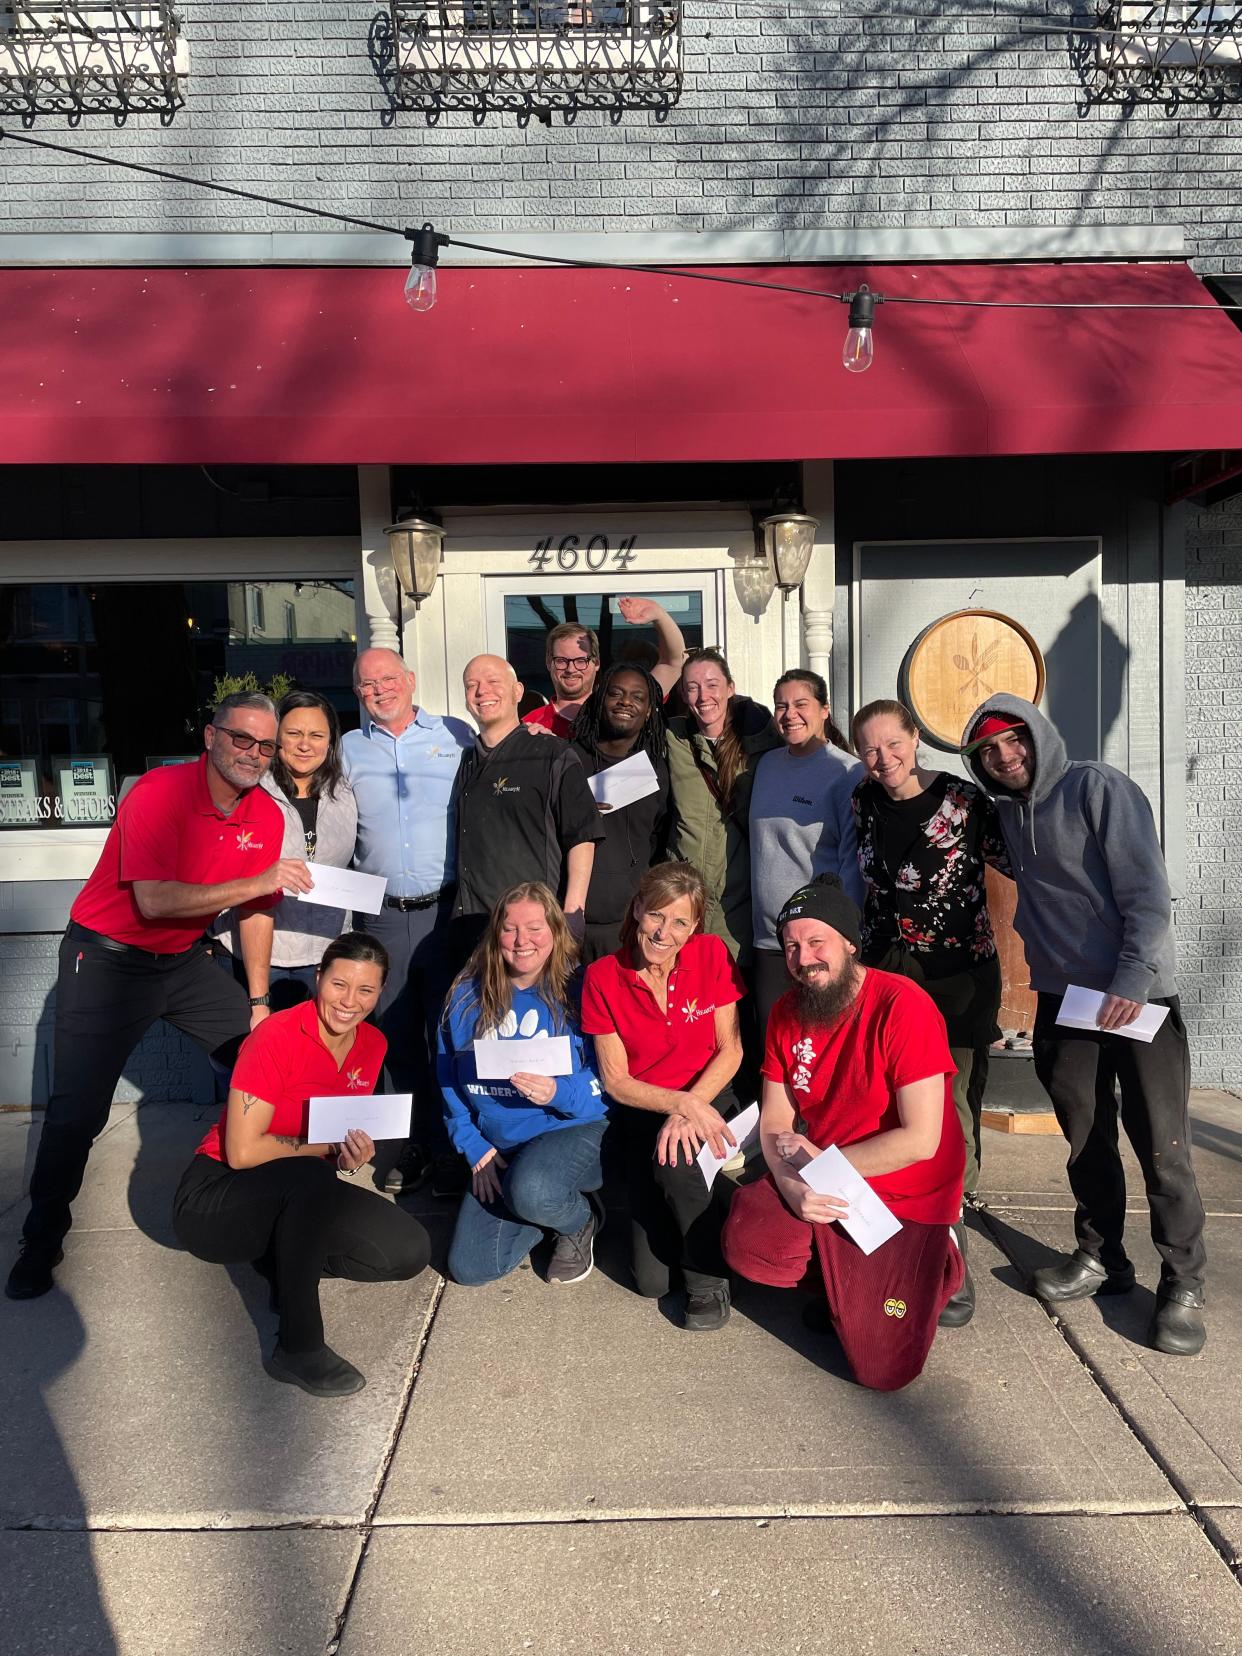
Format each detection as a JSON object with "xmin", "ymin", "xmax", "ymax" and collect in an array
[
  {"xmin": 522, "ymin": 598, "xmax": 688, "ymax": 739},
  {"xmin": 6, "ymin": 693, "xmax": 312, "ymax": 1302}
]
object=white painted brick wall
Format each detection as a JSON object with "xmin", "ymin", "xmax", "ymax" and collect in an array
[
  {"xmin": 1181, "ymin": 497, "xmax": 1242, "ymax": 1088},
  {"xmin": 0, "ymin": 2, "xmax": 1239, "ymax": 266}
]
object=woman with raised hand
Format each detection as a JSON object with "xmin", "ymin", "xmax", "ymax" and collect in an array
[
  {"xmin": 749, "ymin": 670, "xmax": 864, "ymax": 1037},
  {"xmin": 581, "ymin": 861, "xmax": 745, "ymax": 1333},
  {"xmin": 664, "ymin": 648, "xmax": 780, "ymax": 974},
  {"xmin": 439, "ymin": 883, "xmax": 608, "ymax": 1288},
  {"xmin": 173, "ymin": 932, "xmax": 431, "ymax": 1398},
  {"xmin": 851, "ymin": 698, "xmax": 1010, "ymax": 1212},
  {"xmin": 214, "ymin": 689, "xmax": 358, "ymax": 1018}
]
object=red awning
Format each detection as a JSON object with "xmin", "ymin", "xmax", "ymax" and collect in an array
[{"xmin": 2, "ymin": 260, "xmax": 1241, "ymax": 465}]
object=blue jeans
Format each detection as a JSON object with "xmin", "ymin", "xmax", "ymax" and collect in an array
[{"xmin": 448, "ymin": 1118, "xmax": 607, "ymax": 1287}]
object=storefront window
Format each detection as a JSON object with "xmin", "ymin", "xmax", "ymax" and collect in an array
[
  {"xmin": 0, "ymin": 579, "xmax": 358, "ymax": 830},
  {"xmin": 502, "ymin": 590, "xmax": 704, "ymax": 702}
]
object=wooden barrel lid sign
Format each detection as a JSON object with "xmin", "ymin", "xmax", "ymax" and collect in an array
[{"xmin": 900, "ymin": 609, "xmax": 1046, "ymax": 752}]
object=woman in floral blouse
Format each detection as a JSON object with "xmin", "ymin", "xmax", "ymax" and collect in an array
[{"xmin": 851, "ymin": 699, "xmax": 1011, "ymax": 1198}]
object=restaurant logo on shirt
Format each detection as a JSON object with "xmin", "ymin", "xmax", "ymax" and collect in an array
[
  {"xmin": 235, "ymin": 828, "xmax": 265, "ymax": 852},
  {"xmin": 789, "ymin": 1035, "xmax": 817, "ymax": 1093},
  {"xmin": 345, "ymin": 1066, "xmax": 366, "ymax": 1090},
  {"xmin": 491, "ymin": 775, "xmax": 521, "ymax": 796},
  {"xmin": 678, "ymin": 997, "xmax": 716, "ymax": 1024}
]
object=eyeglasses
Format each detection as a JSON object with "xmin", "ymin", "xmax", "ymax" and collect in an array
[
  {"xmin": 550, "ymin": 656, "xmax": 592, "ymax": 672},
  {"xmin": 357, "ymin": 674, "xmax": 407, "ymax": 694},
  {"xmin": 217, "ymin": 726, "xmax": 278, "ymax": 757}
]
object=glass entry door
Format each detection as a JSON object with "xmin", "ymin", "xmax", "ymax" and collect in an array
[{"xmin": 484, "ymin": 572, "xmax": 720, "ymax": 703}]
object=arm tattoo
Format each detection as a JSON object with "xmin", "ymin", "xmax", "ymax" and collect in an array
[
  {"xmin": 241, "ymin": 1092, "xmax": 262, "ymax": 1116},
  {"xmin": 274, "ymin": 1135, "xmax": 304, "ymax": 1150}
]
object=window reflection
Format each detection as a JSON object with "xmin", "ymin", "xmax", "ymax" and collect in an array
[{"xmin": 0, "ymin": 579, "xmax": 358, "ymax": 830}]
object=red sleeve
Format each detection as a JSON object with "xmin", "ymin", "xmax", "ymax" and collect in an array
[
  {"xmin": 116, "ymin": 774, "xmax": 183, "ymax": 884},
  {"xmin": 229, "ymin": 1019, "xmax": 288, "ymax": 1103},
  {"xmin": 761, "ymin": 998, "xmax": 789, "ymax": 1085},
  {"xmin": 579, "ymin": 959, "xmax": 618, "ymax": 1037},
  {"xmin": 881, "ymin": 980, "xmax": 955, "ymax": 1089},
  {"xmin": 706, "ymin": 934, "xmax": 745, "ymax": 1008}
]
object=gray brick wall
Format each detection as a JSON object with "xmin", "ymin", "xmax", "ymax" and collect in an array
[
  {"xmin": 1, "ymin": 2, "xmax": 1242, "ymax": 268},
  {"xmin": 1181, "ymin": 497, "xmax": 1242, "ymax": 1088},
  {"xmin": 0, "ymin": 937, "xmax": 215, "ymax": 1106}
]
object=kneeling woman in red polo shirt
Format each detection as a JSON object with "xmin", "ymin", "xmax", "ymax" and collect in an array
[
  {"xmin": 581, "ymin": 861, "xmax": 746, "ymax": 1332},
  {"xmin": 173, "ymin": 932, "xmax": 431, "ymax": 1398}
]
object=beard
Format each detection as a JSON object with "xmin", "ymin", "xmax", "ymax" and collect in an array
[
  {"xmin": 598, "ymin": 712, "xmax": 639, "ymax": 743},
  {"xmin": 791, "ymin": 960, "xmax": 862, "ymax": 1031}
]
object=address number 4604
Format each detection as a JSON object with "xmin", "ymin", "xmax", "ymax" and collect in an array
[{"xmin": 529, "ymin": 535, "xmax": 637, "ymax": 572}]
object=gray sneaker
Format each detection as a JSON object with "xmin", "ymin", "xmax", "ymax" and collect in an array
[{"xmin": 547, "ymin": 1192, "xmax": 604, "ymax": 1286}]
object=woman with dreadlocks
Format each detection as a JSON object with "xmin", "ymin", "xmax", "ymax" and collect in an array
[{"xmin": 571, "ymin": 661, "xmax": 671, "ymax": 966}]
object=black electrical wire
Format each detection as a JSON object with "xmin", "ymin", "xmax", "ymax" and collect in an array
[{"xmin": 3, "ymin": 122, "xmax": 1241, "ymax": 315}]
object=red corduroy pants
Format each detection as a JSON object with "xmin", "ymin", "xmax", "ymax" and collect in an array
[{"xmin": 722, "ymin": 1173, "xmax": 964, "ymax": 1392}]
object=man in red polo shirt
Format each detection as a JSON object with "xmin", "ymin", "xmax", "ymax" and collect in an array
[
  {"xmin": 6, "ymin": 692, "xmax": 313, "ymax": 1302},
  {"xmin": 722, "ymin": 875, "xmax": 970, "ymax": 1391}
]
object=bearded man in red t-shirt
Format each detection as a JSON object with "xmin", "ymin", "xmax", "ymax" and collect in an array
[{"xmin": 722, "ymin": 873, "xmax": 972, "ymax": 1391}]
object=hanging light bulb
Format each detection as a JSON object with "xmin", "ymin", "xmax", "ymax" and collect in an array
[
  {"xmin": 842, "ymin": 284, "xmax": 876, "ymax": 374},
  {"xmin": 403, "ymin": 222, "xmax": 449, "ymax": 314}
]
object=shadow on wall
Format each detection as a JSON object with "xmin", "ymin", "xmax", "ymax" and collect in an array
[{"xmin": 1043, "ymin": 593, "xmax": 1128, "ymax": 761}]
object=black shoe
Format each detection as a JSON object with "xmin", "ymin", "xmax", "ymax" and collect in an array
[
  {"xmin": 547, "ymin": 1192, "xmax": 604, "ymax": 1286},
  {"xmin": 264, "ymin": 1342, "xmax": 366, "ymax": 1398},
  {"xmin": 1149, "ymin": 1287, "xmax": 1206, "ymax": 1356},
  {"xmin": 1032, "ymin": 1248, "xmax": 1135, "ymax": 1303},
  {"xmin": 430, "ymin": 1151, "xmax": 469, "ymax": 1200},
  {"xmin": 684, "ymin": 1281, "xmax": 731, "ymax": 1332},
  {"xmin": 383, "ymin": 1144, "xmax": 430, "ymax": 1197},
  {"xmin": 5, "ymin": 1244, "xmax": 64, "ymax": 1301},
  {"xmin": 939, "ymin": 1224, "xmax": 975, "ymax": 1327}
]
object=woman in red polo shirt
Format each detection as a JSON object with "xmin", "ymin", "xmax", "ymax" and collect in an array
[
  {"xmin": 173, "ymin": 932, "xmax": 431, "ymax": 1398},
  {"xmin": 581, "ymin": 861, "xmax": 745, "ymax": 1332}
]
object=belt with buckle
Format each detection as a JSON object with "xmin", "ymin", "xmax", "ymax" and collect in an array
[{"xmin": 384, "ymin": 885, "xmax": 454, "ymax": 913}]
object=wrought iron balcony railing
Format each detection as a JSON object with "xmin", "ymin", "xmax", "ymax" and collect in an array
[
  {"xmin": 1080, "ymin": 1, "xmax": 1242, "ymax": 104},
  {"xmin": 0, "ymin": 1, "xmax": 186, "ymax": 118},
  {"xmin": 389, "ymin": 0, "xmax": 683, "ymax": 116}
]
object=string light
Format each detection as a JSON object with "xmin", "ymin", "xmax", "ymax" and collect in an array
[
  {"xmin": 842, "ymin": 285, "xmax": 877, "ymax": 374},
  {"xmin": 3, "ymin": 124, "xmax": 1242, "ymax": 382}
]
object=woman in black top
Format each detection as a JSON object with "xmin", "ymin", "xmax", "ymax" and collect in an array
[
  {"xmin": 572, "ymin": 661, "xmax": 670, "ymax": 966},
  {"xmin": 851, "ymin": 698, "xmax": 1011, "ymax": 1199}
]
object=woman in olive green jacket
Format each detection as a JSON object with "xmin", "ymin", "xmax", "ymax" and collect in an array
[{"xmin": 665, "ymin": 649, "xmax": 780, "ymax": 973}]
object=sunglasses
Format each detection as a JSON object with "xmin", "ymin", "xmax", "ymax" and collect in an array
[{"xmin": 216, "ymin": 726, "xmax": 278, "ymax": 758}]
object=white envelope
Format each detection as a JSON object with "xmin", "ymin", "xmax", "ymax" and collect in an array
[
  {"xmin": 307, "ymin": 1091, "xmax": 412, "ymax": 1142},
  {"xmin": 294, "ymin": 865, "xmax": 387, "ymax": 916},
  {"xmin": 799, "ymin": 1143, "xmax": 903, "ymax": 1256},
  {"xmin": 589, "ymin": 750, "xmax": 660, "ymax": 814},
  {"xmin": 1056, "ymin": 984, "xmax": 1170, "ymax": 1044},
  {"xmin": 473, "ymin": 1035, "xmax": 574, "ymax": 1080},
  {"xmin": 696, "ymin": 1101, "xmax": 761, "ymax": 1191}
]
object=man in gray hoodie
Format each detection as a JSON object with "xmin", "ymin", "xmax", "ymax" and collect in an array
[{"xmin": 962, "ymin": 693, "xmax": 1206, "ymax": 1356}]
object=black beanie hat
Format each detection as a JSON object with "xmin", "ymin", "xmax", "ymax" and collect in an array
[{"xmin": 776, "ymin": 873, "xmax": 862, "ymax": 950}]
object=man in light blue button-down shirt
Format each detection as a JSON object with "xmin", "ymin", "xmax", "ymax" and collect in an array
[{"xmin": 342, "ymin": 647, "xmax": 473, "ymax": 1194}]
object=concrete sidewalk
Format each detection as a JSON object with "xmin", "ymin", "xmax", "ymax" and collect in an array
[{"xmin": 2, "ymin": 1090, "xmax": 1241, "ymax": 1655}]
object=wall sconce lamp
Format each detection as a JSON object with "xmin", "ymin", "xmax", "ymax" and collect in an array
[
  {"xmin": 757, "ymin": 511, "xmax": 820, "ymax": 599},
  {"xmin": 384, "ymin": 515, "xmax": 445, "ymax": 611}
]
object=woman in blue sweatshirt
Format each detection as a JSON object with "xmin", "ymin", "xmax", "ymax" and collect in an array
[{"xmin": 438, "ymin": 881, "xmax": 608, "ymax": 1287}]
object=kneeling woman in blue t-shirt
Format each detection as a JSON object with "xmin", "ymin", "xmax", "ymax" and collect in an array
[{"xmin": 438, "ymin": 882, "xmax": 608, "ymax": 1287}]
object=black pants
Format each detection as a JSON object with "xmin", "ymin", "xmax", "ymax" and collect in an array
[
  {"xmin": 752, "ymin": 948, "xmax": 791, "ymax": 1046},
  {"xmin": 580, "ymin": 920, "xmax": 622, "ymax": 967},
  {"xmin": 619, "ymin": 1089, "xmax": 741, "ymax": 1298},
  {"xmin": 368, "ymin": 899, "xmax": 455, "ymax": 1154},
  {"xmin": 173, "ymin": 1154, "xmax": 431, "ymax": 1353},
  {"xmin": 1032, "ymin": 992, "xmax": 1207, "ymax": 1292},
  {"xmin": 23, "ymin": 923, "xmax": 251, "ymax": 1252}
]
